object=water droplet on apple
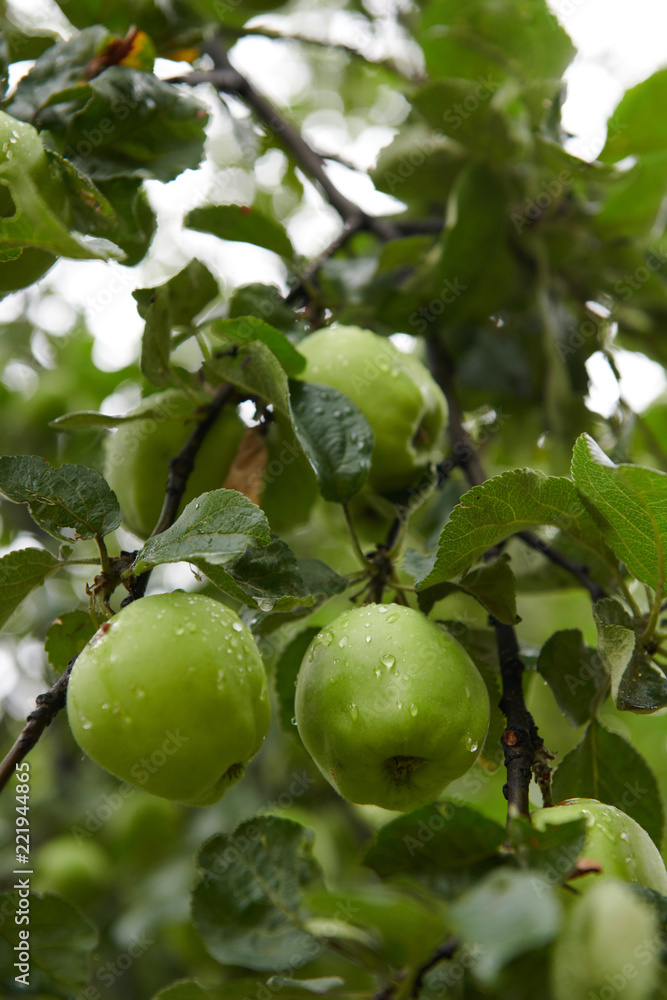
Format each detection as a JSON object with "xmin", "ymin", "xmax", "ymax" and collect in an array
[
  {"xmin": 217, "ymin": 670, "xmax": 225, "ymax": 686},
  {"xmin": 175, "ymin": 627, "xmax": 185, "ymax": 636},
  {"xmin": 620, "ymin": 831, "xmax": 629, "ymax": 841},
  {"xmin": 320, "ymin": 630, "xmax": 333, "ymax": 646},
  {"xmin": 100, "ymin": 703, "xmax": 110, "ymax": 711},
  {"xmin": 134, "ymin": 687, "xmax": 146, "ymax": 698},
  {"xmin": 232, "ymin": 621, "xmax": 243, "ymax": 632},
  {"xmin": 377, "ymin": 605, "xmax": 388, "ymax": 614},
  {"xmin": 350, "ymin": 703, "xmax": 358, "ymax": 720},
  {"xmin": 410, "ymin": 704, "xmax": 418, "ymax": 716},
  {"xmin": 380, "ymin": 653, "xmax": 395, "ymax": 668},
  {"xmin": 386, "ymin": 614, "xmax": 399, "ymax": 623},
  {"xmin": 396, "ymin": 700, "xmax": 403, "ymax": 709},
  {"xmin": 81, "ymin": 718, "xmax": 93, "ymax": 730},
  {"xmin": 338, "ymin": 636, "xmax": 348, "ymax": 648},
  {"xmin": 374, "ymin": 667, "xmax": 381, "ymax": 677},
  {"xmin": 365, "ymin": 634, "xmax": 372, "ymax": 643},
  {"xmin": 291, "ymin": 716, "xmax": 297, "ymax": 726}
]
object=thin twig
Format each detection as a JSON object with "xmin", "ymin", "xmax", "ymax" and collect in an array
[
  {"xmin": 0, "ymin": 659, "xmax": 75, "ymax": 795},
  {"xmin": 411, "ymin": 938, "xmax": 460, "ymax": 997},
  {"xmin": 515, "ymin": 530, "xmax": 606, "ymax": 603},
  {"xmin": 123, "ymin": 381, "xmax": 238, "ymax": 604},
  {"xmin": 286, "ymin": 215, "xmax": 367, "ymax": 305}
]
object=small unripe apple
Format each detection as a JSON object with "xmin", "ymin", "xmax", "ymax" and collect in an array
[
  {"xmin": 67, "ymin": 592, "xmax": 270, "ymax": 806},
  {"xmin": 297, "ymin": 326, "xmax": 447, "ymax": 495},
  {"xmin": 104, "ymin": 389, "xmax": 245, "ymax": 539},
  {"xmin": 295, "ymin": 604, "xmax": 489, "ymax": 811},
  {"xmin": 531, "ymin": 797, "xmax": 667, "ymax": 893},
  {"xmin": 551, "ymin": 880, "xmax": 660, "ymax": 1000}
]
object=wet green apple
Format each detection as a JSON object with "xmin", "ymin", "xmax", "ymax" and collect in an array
[
  {"xmin": 104, "ymin": 388, "xmax": 245, "ymax": 538},
  {"xmin": 295, "ymin": 604, "xmax": 489, "ymax": 811},
  {"xmin": 532, "ymin": 797, "xmax": 667, "ymax": 893},
  {"xmin": 297, "ymin": 326, "xmax": 447, "ymax": 495},
  {"xmin": 67, "ymin": 592, "xmax": 270, "ymax": 806}
]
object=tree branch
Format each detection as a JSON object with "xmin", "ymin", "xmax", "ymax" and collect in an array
[
  {"xmin": 493, "ymin": 619, "xmax": 552, "ymax": 818},
  {"xmin": 0, "ymin": 659, "xmax": 74, "ymax": 794}
]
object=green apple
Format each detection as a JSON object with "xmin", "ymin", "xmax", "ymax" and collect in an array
[
  {"xmin": 34, "ymin": 836, "xmax": 109, "ymax": 906},
  {"xmin": 297, "ymin": 326, "xmax": 447, "ymax": 495},
  {"xmin": 551, "ymin": 880, "xmax": 660, "ymax": 1000},
  {"xmin": 294, "ymin": 604, "xmax": 490, "ymax": 811},
  {"xmin": 67, "ymin": 592, "xmax": 270, "ymax": 806},
  {"xmin": 532, "ymin": 797, "xmax": 667, "ymax": 893},
  {"xmin": 258, "ymin": 416, "xmax": 318, "ymax": 533},
  {"xmin": 104, "ymin": 389, "xmax": 245, "ymax": 539}
]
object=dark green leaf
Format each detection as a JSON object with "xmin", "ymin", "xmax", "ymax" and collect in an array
[
  {"xmin": 0, "ymin": 547, "xmax": 59, "ymax": 630},
  {"xmin": 537, "ymin": 630, "xmax": 609, "ymax": 727},
  {"xmin": 459, "ymin": 554, "xmax": 519, "ymax": 624},
  {"xmin": 191, "ymin": 817, "xmax": 323, "ymax": 971},
  {"xmin": 195, "ymin": 535, "xmax": 315, "ymax": 613},
  {"xmin": 134, "ymin": 259, "xmax": 218, "ymax": 327},
  {"xmin": 64, "ymin": 67, "xmax": 208, "ymax": 181},
  {"xmin": 210, "ymin": 317, "xmax": 305, "ymax": 376},
  {"xmin": 44, "ymin": 609, "xmax": 100, "ymax": 673},
  {"xmin": 0, "ymin": 455, "xmax": 122, "ymax": 540},
  {"xmin": 228, "ymin": 283, "xmax": 299, "ymax": 333},
  {"xmin": 572, "ymin": 433, "xmax": 667, "ymax": 591},
  {"xmin": 0, "ymin": 891, "xmax": 96, "ymax": 998},
  {"xmin": 185, "ymin": 204, "xmax": 294, "ymax": 259},
  {"xmin": 364, "ymin": 801, "xmax": 506, "ymax": 898},
  {"xmin": 288, "ymin": 380, "xmax": 373, "ymax": 503},
  {"xmin": 132, "ymin": 490, "xmax": 271, "ymax": 574},
  {"xmin": 551, "ymin": 720, "xmax": 664, "ymax": 847},
  {"xmin": 274, "ymin": 628, "xmax": 320, "ymax": 732}
]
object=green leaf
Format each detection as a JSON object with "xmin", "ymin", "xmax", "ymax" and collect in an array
[
  {"xmin": 429, "ymin": 163, "xmax": 519, "ymax": 326},
  {"xmin": 0, "ymin": 455, "xmax": 122, "ymax": 540},
  {"xmin": 449, "ymin": 869, "xmax": 562, "ymax": 984},
  {"xmin": 249, "ymin": 559, "xmax": 348, "ymax": 638},
  {"xmin": 210, "ymin": 317, "xmax": 305, "ymax": 377},
  {"xmin": 0, "ymin": 891, "xmax": 96, "ymax": 998},
  {"xmin": 460, "ymin": 554, "xmax": 519, "ymax": 624},
  {"xmin": 195, "ymin": 535, "xmax": 316, "ymax": 613},
  {"xmin": 537, "ymin": 630, "xmax": 609, "ymax": 727},
  {"xmin": 0, "ymin": 110, "xmax": 119, "ymax": 261},
  {"xmin": 364, "ymin": 802, "xmax": 506, "ymax": 898},
  {"xmin": 205, "ymin": 340, "xmax": 291, "ymax": 418},
  {"xmin": 134, "ymin": 259, "xmax": 218, "ymax": 327},
  {"xmin": 228, "ymin": 283, "xmax": 299, "ymax": 333},
  {"xmin": 593, "ymin": 599, "xmax": 667, "ymax": 713},
  {"xmin": 419, "ymin": 0, "xmax": 575, "ymax": 84},
  {"xmin": 274, "ymin": 628, "xmax": 320, "ymax": 732},
  {"xmin": 572, "ymin": 433, "xmax": 667, "ymax": 592},
  {"xmin": 185, "ymin": 204, "xmax": 294, "ymax": 259},
  {"xmin": 64, "ymin": 67, "xmax": 208, "ymax": 181},
  {"xmin": 551, "ymin": 720, "xmax": 664, "ymax": 847},
  {"xmin": 132, "ymin": 490, "xmax": 271, "ymax": 575},
  {"xmin": 0, "ymin": 547, "xmax": 59, "ymax": 630},
  {"xmin": 600, "ymin": 68, "xmax": 667, "ymax": 163},
  {"xmin": 266, "ymin": 977, "xmax": 344, "ymax": 995},
  {"xmin": 44, "ymin": 610, "xmax": 99, "ymax": 673},
  {"xmin": 140, "ymin": 283, "xmax": 173, "ymax": 387},
  {"xmin": 418, "ymin": 469, "xmax": 610, "ymax": 590},
  {"xmin": 152, "ymin": 979, "xmax": 345, "ymax": 1000},
  {"xmin": 288, "ymin": 380, "xmax": 373, "ymax": 503},
  {"xmin": 412, "ymin": 79, "xmax": 527, "ymax": 161},
  {"xmin": 191, "ymin": 817, "xmax": 324, "ymax": 971}
]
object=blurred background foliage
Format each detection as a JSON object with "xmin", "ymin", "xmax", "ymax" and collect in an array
[{"xmin": 1, "ymin": 0, "xmax": 667, "ymax": 996}]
